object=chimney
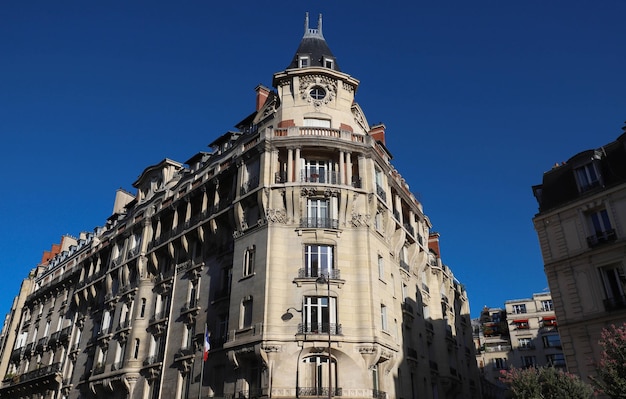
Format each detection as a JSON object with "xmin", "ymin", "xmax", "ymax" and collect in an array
[
  {"xmin": 369, "ymin": 123, "xmax": 386, "ymax": 145},
  {"xmin": 255, "ymin": 84, "xmax": 270, "ymax": 111},
  {"xmin": 428, "ymin": 232, "xmax": 441, "ymax": 258}
]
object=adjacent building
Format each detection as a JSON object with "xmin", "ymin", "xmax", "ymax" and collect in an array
[
  {"xmin": 474, "ymin": 293, "xmax": 563, "ymax": 399},
  {"xmin": 0, "ymin": 14, "xmax": 481, "ymax": 399},
  {"xmin": 532, "ymin": 126, "xmax": 626, "ymax": 385}
]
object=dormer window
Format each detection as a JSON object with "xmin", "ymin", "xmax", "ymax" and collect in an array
[
  {"xmin": 574, "ymin": 162, "xmax": 602, "ymax": 192},
  {"xmin": 299, "ymin": 56, "xmax": 310, "ymax": 68},
  {"xmin": 323, "ymin": 57, "xmax": 334, "ymax": 69}
]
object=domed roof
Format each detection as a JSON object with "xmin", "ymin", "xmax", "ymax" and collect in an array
[{"xmin": 286, "ymin": 13, "xmax": 340, "ymax": 72}]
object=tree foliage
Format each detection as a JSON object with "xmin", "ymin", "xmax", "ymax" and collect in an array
[
  {"xmin": 590, "ymin": 322, "xmax": 626, "ymax": 399},
  {"xmin": 500, "ymin": 366, "xmax": 594, "ymax": 399}
]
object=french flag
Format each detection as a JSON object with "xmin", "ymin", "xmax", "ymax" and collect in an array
[{"xmin": 203, "ymin": 329, "xmax": 211, "ymax": 361}]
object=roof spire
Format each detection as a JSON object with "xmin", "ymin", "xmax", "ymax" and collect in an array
[
  {"xmin": 303, "ymin": 12, "xmax": 324, "ymax": 39},
  {"xmin": 318, "ymin": 13, "xmax": 323, "ymax": 37}
]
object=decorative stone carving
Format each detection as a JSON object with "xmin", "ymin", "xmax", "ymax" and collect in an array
[
  {"xmin": 266, "ymin": 208, "xmax": 287, "ymax": 224},
  {"xmin": 351, "ymin": 212, "xmax": 370, "ymax": 227},
  {"xmin": 300, "ymin": 187, "xmax": 316, "ymax": 197},
  {"xmin": 298, "ymin": 75, "xmax": 337, "ymax": 107}
]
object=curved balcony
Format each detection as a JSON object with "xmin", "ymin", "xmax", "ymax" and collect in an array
[{"xmin": 300, "ymin": 218, "xmax": 339, "ymax": 230}]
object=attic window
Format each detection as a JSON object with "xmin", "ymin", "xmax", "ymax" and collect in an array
[
  {"xmin": 324, "ymin": 57, "xmax": 334, "ymax": 69},
  {"xmin": 299, "ymin": 56, "xmax": 310, "ymax": 68},
  {"xmin": 574, "ymin": 162, "xmax": 602, "ymax": 192}
]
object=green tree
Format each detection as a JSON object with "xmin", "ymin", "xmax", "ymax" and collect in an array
[
  {"xmin": 590, "ymin": 322, "xmax": 626, "ymax": 399},
  {"xmin": 501, "ymin": 367, "xmax": 594, "ymax": 399}
]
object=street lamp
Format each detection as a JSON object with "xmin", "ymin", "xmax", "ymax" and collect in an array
[{"xmin": 315, "ymin": 273, "xmax": 332, "ymax": 399}]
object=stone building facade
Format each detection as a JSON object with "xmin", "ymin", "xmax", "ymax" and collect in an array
[
  {"xmin": 532, "ymin": 125, "xmax": 626, "ymax": 385},
  {"xmin": 0, "ymin": 14, "xmax": 480, "ymax": 399},
  {"xmin": 473, "ymin": 293, "xmax": 562, "ymax": 399}
]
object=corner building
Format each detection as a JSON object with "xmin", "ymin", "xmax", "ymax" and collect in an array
[{"xmin": 0, "ymin": 14, "xmax": 480, "ymax": 399}]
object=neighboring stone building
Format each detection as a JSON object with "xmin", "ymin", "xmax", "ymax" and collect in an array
[
  {"xmin": 474, "ymin": 293, "xmax": 563, "ymax": 399},
  {"xmin": 0, "ymin": 14, "xmax": 481, "ymax": 399},
  {"xmin": 505, "ymin": 293, "xmax": 563, "ymax": 371},
  {"xmin": 532, "ymin": 126, "xmax": 626, "ymax": 385}
]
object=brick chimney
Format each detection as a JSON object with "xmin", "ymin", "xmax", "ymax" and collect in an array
[
  {"xmin": 428, "ymin": 232, "xmax": 441, "ymax": 258},
  {"xmin": 369, "ymin": 123, "xmax": 386, "ymax": 145},
  {"xmin": 255, "ymin": 84, "xmax": 270, "ymax": 111}
]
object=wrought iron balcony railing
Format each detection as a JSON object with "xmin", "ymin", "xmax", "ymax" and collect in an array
[
  {"xmin": 587, "ymin": 229, "xmax": 617, "ymax": 247},
  {"xmin": 297, "ymin": 323, "xmax": 342, "ymax": 335},
  {"xmin": 297, "ymin": 268, "xmax": 341, "ymax": 279},
  {"xmin": 300, "ymin": 217, "xmax": 339, "ymax": 229}
]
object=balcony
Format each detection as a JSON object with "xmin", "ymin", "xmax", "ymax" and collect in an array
[
  {"xmin": 301, "ymin": 170, "xmax": 339, "ymax": 184},
  {"xmin": 2, "ymin": 362, "xmax": 62, "ymax": 386},
  {"xmin": 117, "ymin": 319, "xmax": 132, "ymax": 331},
  {"xmin": 297, "ymin": 323, "xmax": 342, "ymax": 335},
  {"xmin": 603, "ymin": 295, "xmax": 626, "ymax": 311},
  {"xmin": 297, "ymin": 268, "xmax": 341, "ymax": 280},
  {"xmin": 297, "ymin": 387, "xmax": 343, "ymax": 397},
  {"xmin": 35, "ymin": 337, "xmax": 48, "ymax": 353},
  {"xmin": 587, "ymin": 229, "xmax": 617, "ymax": 247},
  {"xmin": 143, "ymin": 355, "xmax": 161, "ymax": 366},
  {"xmin": 149, "ymin": 311, "xmax": 168, "ymax": 324},
  {"xmin": 300, "ymin": 217, "xmax": 339, "ymax": 230}
]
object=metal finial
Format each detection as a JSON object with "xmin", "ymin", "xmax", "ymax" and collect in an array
[{"xmin": 304, "ymin": 12, "xmax": 309, "ymax": 35}]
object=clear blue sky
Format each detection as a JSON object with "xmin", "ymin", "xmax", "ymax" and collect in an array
[{"xmin": 1, "ymin": 1, "xmax": 625, "ymax": 320}]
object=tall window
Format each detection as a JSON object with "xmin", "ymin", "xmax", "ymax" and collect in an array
[
  {"xmin": 518, "ymin": 338, "xmax": 533, "ymax": 349},
  {"xmin": 600, "ymin": 264, "xmax": 626, "ymax": 310},
  {"xmin": 377, "ymin": 255, "xmax": 384, "ymax": 280},
  {"xmin": 303, "ymin": 296, "xmax": 337, "ymax": 334},
  {"xmin": 587, "ymin": 208, "xmax": 615, "ymax": 246},
  {"xmin": 374, "ymin": 166, "xmax": 387, "ymax": 201},
  {"xmin": 304, "ymin": 245, "xmax": 334, "ymax": 278},
  {"xmin": 140, "ymin": 298, "xmax": 147, "ymax": 318},
  {"xmin": 574, "ymin": 162, "xmax": 601, "ymax": 192},
  {"xmin": 540, "ymin": 299, "xmax": 553, "ymax": 312},
  {"xmin": 374, "ymin": 211, "xmax": 383, "ymax": 233},
  {"xmin": 243, "ymin": 246, "xmax": 256, "ymax": 277},
  {"xmin": 512, "ymin": 304, "xmax": 527, "ymax": 314},
  {"xmin": 302, "ymin": 159, "xmax": 334, "ymax": 183},
  {"xmin": 133, "ymin": 339, "xmax": 140, "ymax": 359},
  {"xmin": 241, "ymin": 297, "xmax": 253, "ymax": 329},
  {"xmin": 304, "ymin": 198, "xmax": 337, "ymax": 229},
  {"xmin": 300, "ymin": 356, "xmax": 337, "ymax": 396},
  {"xmin": 380, "ymin": 304, "xmax": 388, "ymax": 331}
]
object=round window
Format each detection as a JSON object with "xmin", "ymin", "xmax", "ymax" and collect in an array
[{"xmin": 309, "ymin": 86, "xmax": 326, "ymax": 100}]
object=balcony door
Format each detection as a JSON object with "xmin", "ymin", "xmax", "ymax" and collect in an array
[{"xmin": 301, "ymin": 355, "xmax": 337, "ymax": 396}]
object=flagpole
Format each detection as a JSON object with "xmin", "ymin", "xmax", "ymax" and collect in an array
[{"xmin": 199, "ymin": 323, "xmax": 207, "ymax": 399}]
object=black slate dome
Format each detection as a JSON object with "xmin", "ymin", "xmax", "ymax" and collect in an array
[{"xmin": 287, "ymin": 13, "xmax": 340, "ymax": 72}]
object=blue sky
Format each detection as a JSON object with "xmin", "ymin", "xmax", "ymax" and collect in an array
[{"xmin": 1, "ymin": 1, "xmax": 625, "ymax": 320}]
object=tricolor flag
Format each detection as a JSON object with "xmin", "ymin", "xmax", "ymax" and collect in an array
[{"xmin": 203, "ymin": 328, "xmax": 211, "ymax": 361}]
